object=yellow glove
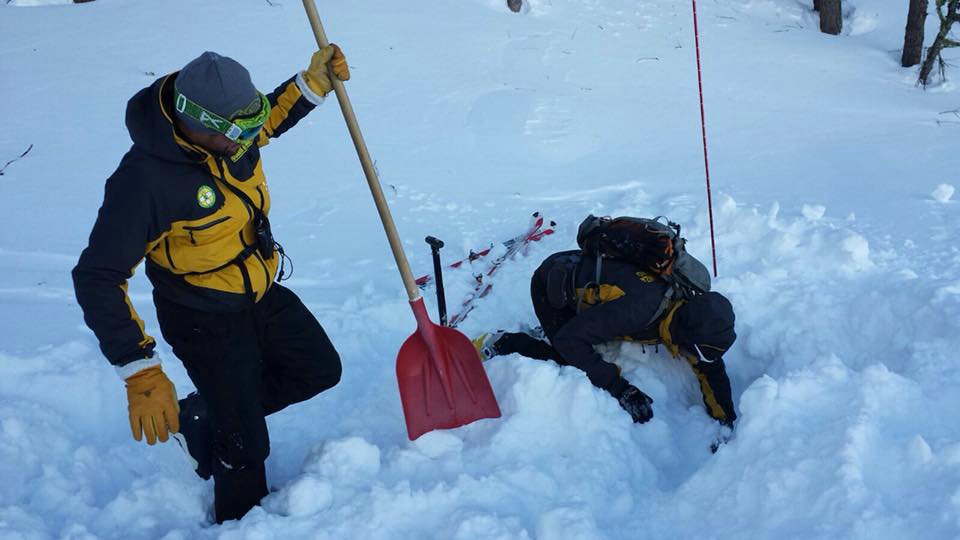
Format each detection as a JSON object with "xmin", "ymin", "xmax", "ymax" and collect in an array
[
  {"xmin": 125, "ymin": 365, "xmax": 180, "ymax": 445},
  {"xmin": 303, "ymin": 44, "xmax": 351, "ymax": 97}
]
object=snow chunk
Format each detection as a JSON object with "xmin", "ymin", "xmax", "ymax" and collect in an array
[
  {"xmin": 767, "ymin": 201, "xmax": 781, "ymax": 226},
  {"xmin": 717, "ymin": 194, "xmax": 738, "ymax": 215},
  {"xmin": 267, "ymin": 476, "xmax": 334, "ymax": 517},
  {"xmin": 840, "ymin": 233, "xmax": 873, "ymax": 273},
  {"xmin": 932, "ymin": 184, "xmax": 955, "ymax": 203},
  {"xmin": 412, "ymin": 430, "xmax": 464, "ymax": 459},
  {"xmin": 907, "ymin": 435, "xmax": 933, "ymax": 467},
  {"xmin": 896, "ymin": 269, "xmax": 919, "ymax": 280},
  {"xmin": 305, "ymin": 437, "xmax": 382, "ymax": 483},
  {"xmin": 801, "ymin": 204, "xmax": 826, "ymax": 221}
]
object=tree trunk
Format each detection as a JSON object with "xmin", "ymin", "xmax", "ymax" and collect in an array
[
  {"xmin": 819, "ymin": 0, "xmax": 842, "ymax": 35},
  {"xmin": 813, "ymin": 0, "xmax": 821, "ymax": 11},
  {"xmin": 902, "ymin": 0, "xmax": 928, "ymax": 67},
  {"xmin": 918, "ymin": 4, "xmax": 959, "ymax": 86}
]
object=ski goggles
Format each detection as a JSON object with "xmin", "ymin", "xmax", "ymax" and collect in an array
[{"xmin": 174, "ymin": 90, "xmax": 271, "ymax": 142}]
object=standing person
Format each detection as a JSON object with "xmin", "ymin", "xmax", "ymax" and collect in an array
[
  {"xmin": 72, "ymin": 47, "xmax": 350, "ymax": 522},
  {"xmin": 475, "ymin": 249, "xmax": 737, "ymax": 432}
]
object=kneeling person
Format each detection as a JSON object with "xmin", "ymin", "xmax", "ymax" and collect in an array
[{"xmin": 476, "ymin": 249, "xmax": 737, "ymax": 428}]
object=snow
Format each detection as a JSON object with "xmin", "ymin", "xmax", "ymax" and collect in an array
[
  {"xmin": 801, "ymin": 203, "xmax": 826, "ymax": 220},
  {"xmin": 1, "ymin": 0, "xmax": 959, "ymax": 538},
  {"xmin": 933, "ymin": 183, "xmax": 955, "ymax": 203}
]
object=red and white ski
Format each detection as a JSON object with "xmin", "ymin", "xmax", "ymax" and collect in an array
[
  {"xmin": 446, "ymin": 213, "xmax": 556, "ymax": 328},
  {"xmin": 416, "ymin": 212, "xmax": 555, "ymax": 289}
]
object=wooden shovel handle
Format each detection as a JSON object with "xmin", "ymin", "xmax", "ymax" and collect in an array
[{"xmin": 302, "ymin": 0, "xmax": 420, "ymax": 301}]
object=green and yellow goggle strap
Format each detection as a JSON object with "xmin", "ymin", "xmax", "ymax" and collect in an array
[{"xmin": 174, "ymin": 90, "xmax": 271, "ymax": 142}]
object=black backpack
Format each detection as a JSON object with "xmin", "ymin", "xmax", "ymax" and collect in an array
[{"xmin": 576, "ymin": 215, "xmax": 712, "ymax": 324}]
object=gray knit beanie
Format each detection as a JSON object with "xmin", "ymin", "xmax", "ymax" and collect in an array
[{"xmin": 174, "ymin": 51, "xmax": 260, "ymax": 133}]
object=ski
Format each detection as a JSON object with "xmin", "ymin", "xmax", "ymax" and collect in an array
[
  {"xmin": 416, "ymin": 212, "xmax": 553, "ymax": 289},
  {"xmin": 447, "ymin": 213, "xmax": 556, "ymax": 328}
]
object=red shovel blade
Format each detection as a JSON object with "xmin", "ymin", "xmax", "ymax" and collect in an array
[{"xmin": 397, "ymin": 298, "xmax": 501, "ymax": 440}]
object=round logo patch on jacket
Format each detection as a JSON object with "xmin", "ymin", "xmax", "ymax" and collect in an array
[{"xmin": 197, "ymin": 185, "xmax": 216, "ymax": 209}]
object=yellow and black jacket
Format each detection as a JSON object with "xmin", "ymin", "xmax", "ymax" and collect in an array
[
  {"xmin": 73, "ymin": 72, "xmax": 317, "ymax": 368},
  {"xmin": 539, "ymin": 250, "xmax": 737, "ymax": 425}
]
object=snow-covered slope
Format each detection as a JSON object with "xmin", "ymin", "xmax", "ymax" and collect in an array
[{"xmin": 1, "ymin": 0, "xmax": 958, "ymax": 538}]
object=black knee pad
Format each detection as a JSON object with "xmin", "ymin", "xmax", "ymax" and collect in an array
[{"xmin": 213, "ymin": 425, "xmax": 270, "ymax": 470}]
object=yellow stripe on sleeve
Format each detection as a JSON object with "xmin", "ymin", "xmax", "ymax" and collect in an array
[{"xmin": 263, "ymin": 81, "xmax": 304, "ymax": 138}]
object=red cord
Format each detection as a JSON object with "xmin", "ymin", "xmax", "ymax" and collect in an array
[{"xmin": 692, "ymin": 0, "xmax": 718, "ymax": 277}]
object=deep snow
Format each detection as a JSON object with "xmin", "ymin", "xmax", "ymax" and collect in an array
[{"xmin": 1, "ymin": 0, "xmax": 958, "ymax": 538}]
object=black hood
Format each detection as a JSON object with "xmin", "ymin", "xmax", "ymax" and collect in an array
[
  {"xmin": 671, "ymin": 291, "xmax": 736, "ymax": 360},
  {"xmin": 125, "ymin": 73, "xmax": 203, "ymax": 164}
]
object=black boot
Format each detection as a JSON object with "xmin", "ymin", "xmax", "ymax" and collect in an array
[
  {"xmin": 173, "ymin": 392, "xmax": 213, "ymax": 480},
  {"xmin": 213, "ymin": 460, "xmax": 268, "ymax": 523}
]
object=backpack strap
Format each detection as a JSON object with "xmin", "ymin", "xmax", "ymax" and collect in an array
[
  {"xmin": 645, "ymin": 285, "xmax": 676, "ymax": 327},
  {"xmin": 595, "ymin": 253, "xmax": 603, "ymax": 286},
  {"xmin": 576, "ymin": 252, "xmax": 604, "ymax": 313}
]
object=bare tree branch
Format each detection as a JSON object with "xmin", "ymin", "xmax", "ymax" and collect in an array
[
  {"xmin": 919, "ymin": 0, "xmax": 960, "ymax": 85},
  {"xmin": 0, "ymin": 144, "xmax": 34, "ymax": 176}
]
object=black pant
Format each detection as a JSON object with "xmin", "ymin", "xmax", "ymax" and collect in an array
[
  {"xmin": 154, "ymin": 283, "xmax": 341, "ymax": 522},
  {"xmin": 495, "ymin": 263, "xmax": 572, "ymax": 363}
]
